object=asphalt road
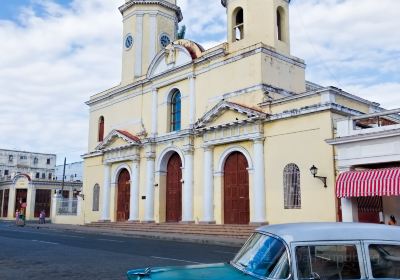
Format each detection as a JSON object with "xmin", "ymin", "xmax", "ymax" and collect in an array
[{"xmin": 0, "ymin": 222, "xmax": 239, "ymax": 280}]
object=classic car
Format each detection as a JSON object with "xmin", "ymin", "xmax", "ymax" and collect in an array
[{"xmin": 127, "ymin": 223, "xmax": 400, "ymax": 280}]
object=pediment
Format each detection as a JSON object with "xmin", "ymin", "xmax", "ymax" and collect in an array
[
  {"xmin": 195, "ymin": 101, "xmax": 267, "ymax": 129},
  {"xmin": 147, "ymin": 40, "xmax": 204, "ymax": 78},
  {"xmin": 96, "ymin": 130, "xmax": 140, "ymax": 151}
]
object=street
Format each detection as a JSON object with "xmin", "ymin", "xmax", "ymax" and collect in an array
[{"xmin": 0, "ymin": 222, "xmax": 239, "ymax": 280}]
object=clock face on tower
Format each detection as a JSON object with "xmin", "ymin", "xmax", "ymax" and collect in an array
[
  {"xmin": 125, "ymin": 34, "xmax": 133, "ymax": 50},
  {"xmin": 160, "ymin": 34, "xmax": 171, "ymax": 48}
]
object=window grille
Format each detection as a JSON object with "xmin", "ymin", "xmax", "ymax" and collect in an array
[
  {"xmin": 283, "ymin": 163, "xmax": 301, "ymax": 209},
  {"xmin": 56, "ymin": 198, "xmax": 78, "ymax": 216},
  {"xmin": 170, "ymin": 90, "xmax": 181, "ymax": 132}
]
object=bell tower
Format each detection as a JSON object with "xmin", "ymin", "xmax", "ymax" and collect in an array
[
  {"xmin": 119, "ymin": 0, "xmax": 183, "ymax": 85},
  {"xmin": 222, "ymin": 0, "xmax": 290, "ymax": 55}
]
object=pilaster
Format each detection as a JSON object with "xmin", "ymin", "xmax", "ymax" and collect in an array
[
  {"xmin": 201, "ymin": 145, "xmax": 215, "ymax": 224},
  {"xmin": 252, "ymin": 137, "xmax": 267, "ymax": 223},
  {"xmin": 182, "ymin": 144, "xmax": 194, "ymax": 223},
  {"xmin": 144, "ymin": 148, "xmax": 156, "ymax": 222},
  {"xmin": 151, "ymin": 88, "xmax": 158, "ymax": 137},
  {"xmin": 129, "ymin": 156, "xmax": 140, "ymax": 222},
  {"xmin": 188, "ymin": 74, "xmax": 196, "ymax": 127},
  {"xmin": 134, "ymin": 14, "xmax": 144, "ymax": 77},
  {"xmin": 100, "ymin": 163, "xmax": 111, "ymax": 221}
]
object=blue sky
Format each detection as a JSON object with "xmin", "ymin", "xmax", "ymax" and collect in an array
[
  {"xmin": 0, "ymin": 0, "xmax": 399, "ymax": 164},
  {"xmin": 0, "ymin": 0, "xmax": 73, "ymax": 21}
]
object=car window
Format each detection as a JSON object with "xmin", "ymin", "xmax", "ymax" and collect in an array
[
  {"xmin": 296, "ymin": 245, "xmax": 361, "ymax": 280},
  {"xmin": 369, "ymin": 244, "xmax": 400, "ymax": 278},
  {"xmin": 233, "ymin": 233, "xmax": 290, "ymax": 279}
]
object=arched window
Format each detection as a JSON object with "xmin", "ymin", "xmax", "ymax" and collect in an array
[
  {"xmin": 92, "ymin": 184, "xmax": 100, "ymax": 211},
  {"xmin": 98, "ymin": 116, "xmax": 105, "ymax": 142},
  {"xmin": 170, "ymin": 90, "xmax": 181, "ymax": 132},
  {"xmin": 283, "ymin": 163, "xmax": 301, "ymax": 209},
  {"xmin": 277, "ymin": 7, "xmax": 285, "ymax": 41},
  {"xmin": 233, "ymin": 7, "xmax": 244, "ymax": 41}
]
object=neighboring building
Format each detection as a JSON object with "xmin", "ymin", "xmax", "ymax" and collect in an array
[
  {"xmin": 0, "ymin": 149, "xmax": 82, "ymax": 221},
  {"xmin": 327, "ymin": 109, "xmax": 400, "ymax": 224},
  {"xmin": 0, "ymin": 149, "xmax": 56, "ymax": 181},
  {"xmin": 82, "ymin": 0, "xmax": 385, "ymax": 225},
  {"xmin": 55, "ymin": 161, "xmax": 83, "ymax": 182}
]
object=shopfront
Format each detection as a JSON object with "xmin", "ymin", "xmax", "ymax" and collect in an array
[{"xmin": 327, "ymin": 109, "xmax": 400, "ymax": 224}]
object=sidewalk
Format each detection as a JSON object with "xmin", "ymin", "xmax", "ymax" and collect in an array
[{"xmin": 24, "ymin": 222, "xmax": 246, "ymax": 247}]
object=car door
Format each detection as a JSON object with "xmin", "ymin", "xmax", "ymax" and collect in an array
[
  {"xmin": 363, "ymin": 241, "xmax": 400, "ymax": 279},
  {"xmin": 291, "ymin": 241, "xmax": 367, "ymax": 280}
]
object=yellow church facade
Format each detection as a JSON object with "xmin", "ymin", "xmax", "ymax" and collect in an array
[{"xmin": 82, "ymin": 0, "xmax": 379, "ymax": 225}]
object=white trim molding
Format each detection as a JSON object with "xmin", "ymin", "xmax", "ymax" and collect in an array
[
  {"xmin": 156, "ymin": 146, "xmax": 185, "ymax": 172},
  {"xmin": 216, "ymin": 146, "xmax": 254, "ymax": 175}
]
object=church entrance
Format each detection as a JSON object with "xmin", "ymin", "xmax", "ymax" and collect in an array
[
  {"xmin": 166, "ymin": 153, "xmax": 182, "ymax": 223},
  {"xmin": 117, "ymin": 169, "xmax": 130, "ymax": 222},
  {"xmin": 15, "ymin": 189, "xmax": 28, "ymax": 217},
  {"xmin": 224, "ymin": 152, "xmax": 250, "ymax": 224},
  {"xmin": 34, "ymin": 190, "xmax": 51, "ymax": 218}
]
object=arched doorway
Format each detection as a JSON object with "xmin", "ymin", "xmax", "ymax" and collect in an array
[
  {"xmin": 117, "ymin": 169, "xmax": 130, "ymax": 222},
  {"xmin": 166, "ymin": 153, "xmax": 182, "ymax": 222},
  {"xmin": 224, "ymin": 152, "xmax": 249, "ymax": 224}
]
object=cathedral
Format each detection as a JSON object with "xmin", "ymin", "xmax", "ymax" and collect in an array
[{"xmin": 82, "ymin": 0, "xmax": 380, "ymax": 225}]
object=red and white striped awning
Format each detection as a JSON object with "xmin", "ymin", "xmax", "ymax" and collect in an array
[{"xmin": 336, "ymin": 168, "xmax": 400, "ymax": 198}]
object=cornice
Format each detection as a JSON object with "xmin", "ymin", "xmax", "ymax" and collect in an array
[
  {"xmin": 119, "ymin": 0, "xmax": 183, "ymax": 22},
  {"xmin": 222, "ymin": 0, "xmax": 290, "ymax": 8},
  {"xmin": 326, "ymin": 128, "xmax": 400, "ymax": 145}
]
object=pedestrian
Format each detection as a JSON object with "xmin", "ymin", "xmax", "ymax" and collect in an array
[
  {"xmin": 388, "ymin": 215, "xmax": 397, "ymax": 226},
  {"xmin": 39, "ymin": 210, "xmax": 46, "ymax": 224},
  {"xmin": 15, "ymin": 210, "xmax": 20, "ymax": 225}
]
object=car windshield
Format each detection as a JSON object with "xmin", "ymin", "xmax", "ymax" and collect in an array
[{"xmin": 232, "ymin": 233, "xmax": 290, "ymax": 279}]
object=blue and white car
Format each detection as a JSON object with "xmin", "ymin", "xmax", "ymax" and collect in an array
[{"xmin": 127, "ymin": 223, "xmax": 400, "ymax": 280}]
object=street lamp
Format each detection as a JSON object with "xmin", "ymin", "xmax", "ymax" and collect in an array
[
  {"xmin": 310, "ymin": 165, "xmax": 327, "ymax": 188},
  {"xmin": 73, "ymin": 189, "xmax": 85, "ymax": 200}
]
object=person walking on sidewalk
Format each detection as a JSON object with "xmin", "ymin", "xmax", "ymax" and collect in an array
[{"xmin": 39, "ymin": 210, "xmax": 46, "ymax": 224}]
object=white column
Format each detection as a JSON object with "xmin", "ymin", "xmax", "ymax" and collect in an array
[
  {"xmin": 341, "ymin": 197, "xmax": 358, "ymax": 222},
  {"xmin": 51, "ymin": 193, "xmax": 62, "ymax": 221},
  {"xmin": 144, "ymin": 151, "xmax": 156, "ymax": 222},
  {"xmin": 7, "ymin": 187, "xmax": 16, "ymax": 219},
  {"xmin": 134, "ymin": 14, "xmax": 144, "ymax": 77},
  {"xmin": 253, "ymin": 138, "xmax": 266, "ymax": 223},
  {"xmin": 148, "ymin": 14, "xmax": 157, "ymax": 64},
  {"xmin": 189, "ymin": 74, "xmax": 196, "ymax": 126},
  {"xmin": 129, "ymin": 157, "xmax": 140, "ymax": 221},
  {"xmin": 151, "ymin": 88, "xmax": 158, "ymax": 137},
  {"xmin": 26, "ymin": 185, "xmax": 35, "ymax": 220},
  {"xmin": 202, "ymin": 146, "xmax": 215, "ymax": 223},
  {"xmin": 101, "ymin": 164, "xmax": 111, "ymax": 221},
  {"xmin": 182, "ymin": 146, "xmax": 194, "ymax": 222}
]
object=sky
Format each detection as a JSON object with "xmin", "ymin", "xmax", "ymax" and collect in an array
[{"xmin": 0, "ymin": 0, "xmax": 399, "ymax": 165}]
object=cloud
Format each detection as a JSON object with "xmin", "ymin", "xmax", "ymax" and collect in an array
[
  {"xmin": 0, "ymin": 0, "xmax": 399, "ymax": 164},
  {"xmin": 0, "ymin": 0, "xmax": 123, "ymax": 163}
]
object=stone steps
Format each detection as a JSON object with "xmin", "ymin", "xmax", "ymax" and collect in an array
[{"xmin": 86, "ymin": 222, "xmax": 257, "ymax": 238}]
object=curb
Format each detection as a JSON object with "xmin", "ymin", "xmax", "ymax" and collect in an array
[{"xmin": 24, "ymin": 223, "xmax": 245, "ymax": 247}]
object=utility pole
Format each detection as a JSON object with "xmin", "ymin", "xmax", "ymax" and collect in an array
[{"xmin": 60, "ymin": 157, "xmax": 66, "ymax": 195}]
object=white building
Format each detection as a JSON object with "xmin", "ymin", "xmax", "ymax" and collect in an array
[
  {"xmin": 0, "ymin": 149, "xmax": 82, "ymax": 221},
  {"xmin": 327, "ymin": 109, "xmax": 400, "ymax": 224},
  {"xmin": 55, "ymin": 161, "xmax": 83, "ymax": 182},
  {"xmin": 0, "ymin": 149, "xmax": 56, "ymax": 181}
]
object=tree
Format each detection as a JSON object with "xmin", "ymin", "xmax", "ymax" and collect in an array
[{"xmin": 177, "ymin": 25, "xmax": 186, "ymax": 40}]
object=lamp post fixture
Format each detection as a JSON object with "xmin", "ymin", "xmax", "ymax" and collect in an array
[
  {"xmin": 310, "ymin": 165, "xmax": 328, "ymax": 188},
  {"xmin": 73, "ymin": 189, "xmax": 85, "ymax": 200}
]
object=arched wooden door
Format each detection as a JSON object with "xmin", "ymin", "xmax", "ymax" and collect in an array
[
  {"xmin": 166, "ymin": 153, "xmax": 182, "ymax": 222},
  {"xmin": 117, "ymin": 169, "xmax": 130, "ymax": 222},
  {"xmin": 224, "ymin": 152, "xmax": 250, "ymax": 224}
]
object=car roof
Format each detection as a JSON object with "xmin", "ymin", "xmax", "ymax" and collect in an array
[{"xmin": 256, "ymin": 223, "xmax": 400, "ymax": 244}]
